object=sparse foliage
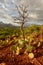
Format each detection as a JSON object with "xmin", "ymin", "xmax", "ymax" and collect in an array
[{"xmin": 14, "ymin": 4, "xmax": 29, "ymax": 41}]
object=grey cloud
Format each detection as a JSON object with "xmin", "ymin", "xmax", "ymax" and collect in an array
[{"xmin": 0, "ymin": 0, "xmax": 43, "ymax": 26}]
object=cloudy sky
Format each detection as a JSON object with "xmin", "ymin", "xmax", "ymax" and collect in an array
[{"xmin": 0, "ymin": 0, "xmax": 43, "ymax": 26}]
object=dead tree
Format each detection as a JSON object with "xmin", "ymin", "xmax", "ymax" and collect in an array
[{"xmin": 14, "ymin": 4, "xmax": 29, "ymax": 41}]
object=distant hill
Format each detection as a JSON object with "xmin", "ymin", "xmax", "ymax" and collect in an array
[
  {"xmin": 0, "ymin": 22, "xmax": 15, "ymax": 27},
  {"xmin": 0, "ymin": 21, "xmax": 43, "ymax": 28}
]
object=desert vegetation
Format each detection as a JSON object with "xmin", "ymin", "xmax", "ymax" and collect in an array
[{"xmin": 0, "ymin": 25, "xmax": 43, "ymax": 65}]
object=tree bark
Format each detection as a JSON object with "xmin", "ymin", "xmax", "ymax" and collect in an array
[{"xmin": 21, "ymin": 23, "xmax": 25, "ymax": 41}]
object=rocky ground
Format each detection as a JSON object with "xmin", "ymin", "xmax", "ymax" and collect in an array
[{"xmin": 0, "ymin": 43, "xmax": 43, "ymax": 65}]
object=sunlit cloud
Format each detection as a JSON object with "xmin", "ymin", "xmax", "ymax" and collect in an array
[{"xmin": 29, "ymin": 14, "xmax": 38, "ymax": 19}]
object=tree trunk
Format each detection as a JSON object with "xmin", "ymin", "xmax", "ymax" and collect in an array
[
  {"xmin": 20, "ymin": 23, "xmax": 26, "ymax": 54},
  {"xmin": 21, "ymin": 23, "xmax": 25, "ymax": 41}
]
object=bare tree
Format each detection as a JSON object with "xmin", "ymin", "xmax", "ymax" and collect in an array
[
  {"xmin": 0, "ymin": 5, "xmax": 29, "ymax": 56},
  {"xmin": 14, "ymin": 4, "xmax": 29, "ymax": 41}
]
